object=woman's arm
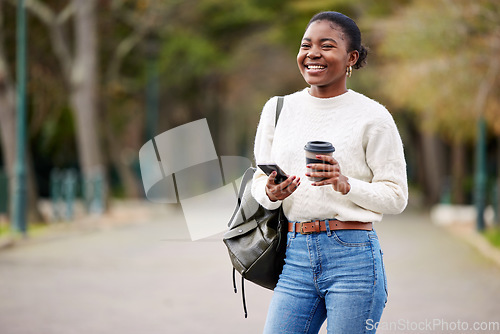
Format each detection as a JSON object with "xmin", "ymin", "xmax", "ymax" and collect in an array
[
  {"xmin": 345, "ymin": 118, "xmax": 408, "ymax": 215},
  {"xmin": 251, "ymin": 97, "xmax": 283, "ymax": 210},
  {"xmin": 251, "ymin": 97, "xmax": 301, "ymax": 209},
  {"xmin": 306, "ymin": 116, "xmax": 408, "ymax": 215}
]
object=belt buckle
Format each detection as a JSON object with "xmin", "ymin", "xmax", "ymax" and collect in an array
[
  {"xmin": 299, "ymin": 222, "xmax": 317, "ymax": 235},
  {"xmin": 299, "ymin": 223, "xmax": 312, "ymax": 235}
]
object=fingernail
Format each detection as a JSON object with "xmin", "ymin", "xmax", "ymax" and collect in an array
[
  {"xmin": 305, "ymin": 173, "xmax": 310, "ymax": 177},
  {"xmin": 306, "ymin": 165, "xmax": 311, "ymax": 168},
  {"xmin": 311, "ymin": 183, "xmax": 316, "ymax": 186}
]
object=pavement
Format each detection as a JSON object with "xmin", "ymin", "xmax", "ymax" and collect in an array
[{"xmin": 0, "ymin": 201, "xmax": 499, "ymax": 334}]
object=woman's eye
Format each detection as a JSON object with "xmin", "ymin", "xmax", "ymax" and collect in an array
[
  {"xmin": 301, "ymin": 44, "xmax": 311, "ymax": 48},
  {"xmin": 322, "ymin": 45, "xmax": 334, "ymax": 49}
]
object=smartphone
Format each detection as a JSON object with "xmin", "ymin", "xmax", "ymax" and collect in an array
[{"xmin": 258, "ymin": 164, "xmax": 289, "ymax": 184}]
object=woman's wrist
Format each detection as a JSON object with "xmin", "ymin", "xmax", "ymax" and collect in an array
[
  {"xmin": 343, "ymin": 178, "xmax": 351, "ymax": 195},
  {"xmin": 266, "ymin": 187, "xmax": 278, "ymax": 202},
  {"xmin": 333, "ymin": 176, "xmax": 351, "ymax": 195}
]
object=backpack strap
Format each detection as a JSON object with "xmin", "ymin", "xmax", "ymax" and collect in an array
[
  {"xmin": 275, "ymin": 96, "xmax": 284, "ymax": 127},
  {"xmin": 232, "ymin": 96, "xmax": 285, "ymax": 319},
  {"xmin": 227, "ymin": 167, "xmax": 255, "ymax": 227}
]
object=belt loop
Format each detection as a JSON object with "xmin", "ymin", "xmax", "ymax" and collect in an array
[
  {"xmin": 291, "ymin": 221, "xmax": 296, "ymax": 239},
  {"xmin": 325, "ymin": 219, "xmax": 332, "ymax": 236}
]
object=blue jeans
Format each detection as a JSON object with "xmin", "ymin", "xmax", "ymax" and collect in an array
[{"xmin": 263, "ymin": 226, "xmax": 387, "ymax": 334}]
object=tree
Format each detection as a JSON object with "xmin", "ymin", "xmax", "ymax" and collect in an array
[
  {"xmin": 21, "ymin": 0, "xmax": 181, "ymax": 199},
  {"xmin": 98, "ymin": 0, "xmax": 179, "ymax": 198},
  {"xmin": 0, "ymin": 0, "xmax": 43, "ymax": 221},
  {"xmin": 24, "ymin": 0, "xmax": 104, "ymax": 199},
  {"xmin": 0, "ymin": 1, "xmax": 16, "ymax": 180},
  {"xmin": 375, "ymin": 0, "xmax": 500, "ymax": 204}
]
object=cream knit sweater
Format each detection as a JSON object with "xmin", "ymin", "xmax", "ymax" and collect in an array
[{"xmin": 252, "ymin": 88, "xmax": 408, "ymax": 223}]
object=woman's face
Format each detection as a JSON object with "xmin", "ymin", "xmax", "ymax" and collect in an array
[{"xmin": 297, "ymin": 20, "xmax": 358, "ymax": 98}]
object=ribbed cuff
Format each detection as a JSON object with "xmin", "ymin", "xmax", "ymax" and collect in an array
[{"xmin": 257, "ymin": 185, "xmax": 282, "ymax": 210}]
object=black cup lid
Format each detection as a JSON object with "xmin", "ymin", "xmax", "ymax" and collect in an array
[{"xmin": 304, "ymin": 141, "xmax": 335, "ymax": 153}]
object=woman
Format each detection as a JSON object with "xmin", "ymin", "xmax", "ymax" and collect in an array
[{"xmin": 251, "ymin": 11, "xmax": 408, "ymax": 334}]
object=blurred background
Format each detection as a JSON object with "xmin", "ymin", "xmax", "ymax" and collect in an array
[
  {"xmin": 0, "ymin": 0, "xmax": 500, "ymax": 333},
  {"xmin": 0, "ymin": 0, "xmax": 499, "ymax": 227}
]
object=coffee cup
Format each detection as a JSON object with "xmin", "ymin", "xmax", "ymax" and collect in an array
[{"xmin": 304, "ymin": 141, "xmax": 335, "ymax": 181}]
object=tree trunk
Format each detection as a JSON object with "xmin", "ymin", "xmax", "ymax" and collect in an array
[
  {"xmin": 0, "ymin": 72, "xmax": 16, "ymax": 180},
  {"xmin": 70, "ymin": 0, "xmax": 102, "ymax": 180},
  {"xmin": 0, "ymin": 0, "xmax": 43, "ymax": 222},
  {"xmin": 0, "ymin": 55, "xmax": 17, "ymax": 214},
  {"xmin": 451, "ymin": 140, "xmax": 466, "ymax": 204},
  {"xmin": 101, "ymin": 102, "xmax": 141, "ymax": 198},
  {"xmin": 107, "ymin": 137, "xmax": 141, "ymax": 198},
  {"xmin": 418, "ymin": 132, "xmax": 445, "ymax": 205},
  {"xmin": 0, "ymin": 0, "xmax": 15, "ymax": 179},
  {"xmin": 496, "ymin": 136, "xmax": 500, "ymax": 225},
  {"xmin": 24, "ymin": 0, "xmax": 107, "ymax": 210}
]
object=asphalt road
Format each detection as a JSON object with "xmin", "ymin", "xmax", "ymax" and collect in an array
[{"xmin": 0, "ymin": 205, "xmax": 499, "ymax": 334}]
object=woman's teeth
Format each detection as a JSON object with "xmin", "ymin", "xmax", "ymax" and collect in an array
[{"xmin": 307, "ymin": 65, "xmax": 326, "ymax": 70}]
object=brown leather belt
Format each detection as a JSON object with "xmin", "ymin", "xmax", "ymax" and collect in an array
[{"xmin": 288, "ymin": 220, "xmax": 373, "ymax": 235}]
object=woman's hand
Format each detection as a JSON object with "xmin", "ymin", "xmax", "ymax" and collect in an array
[
  {"xmin": 306, "ymin": 155, "xmax": 351, "ymax": 195},
  {"xmin": 265, "ymin": 172, "xmax": 301, "ymax": 202}
]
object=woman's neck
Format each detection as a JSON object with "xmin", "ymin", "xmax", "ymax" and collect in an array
[
  {"xmin": 308, "ymin": 85, "xmax": 348, "ymax": 98},
  {"xmin": 309, "ymin": 83, "xmax": 347, "ymax": 99}
]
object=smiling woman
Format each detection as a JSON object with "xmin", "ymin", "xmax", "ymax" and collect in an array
[{"xmin": 250, "ymin": 11, "xmax": 408, "ymax": 334}]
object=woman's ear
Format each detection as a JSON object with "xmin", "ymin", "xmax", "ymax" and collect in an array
[{"xmin": 348, "ymin": 50, "xmax": 359, "ymax": 67}]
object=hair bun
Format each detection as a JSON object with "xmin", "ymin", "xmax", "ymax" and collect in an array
[{"xmin": 354, "ymin": 45, "xmax": 368, "ymax": 69}]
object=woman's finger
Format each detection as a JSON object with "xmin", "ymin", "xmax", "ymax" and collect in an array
[
  {"xmin": 273, "ymin": 176, "xmax": 301, "ymax": 199},
  {"xmin": 277, "ymin": 175, "xmax": 295, "ymax": 190},
  {"xmin": 315, "ymin": 154, "xmax": 337, "ymax": 165},
  {"xmin": 306, "ymin": 163, "xmax": 334, "ymax": 172},
  {"xmin": 306, "ymin": 170, "xmax": 341, "ymax": 179},
  {"xmin": 267, "ymin": 171, "xmax": 277, "ymax": 185},
  {"xmin": 285, "ymin": 176, "xmax": 300, "ymax": 190}
]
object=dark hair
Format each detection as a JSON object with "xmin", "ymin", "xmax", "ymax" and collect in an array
[{"xmin": 307, "ymin": 11, "xmax": 368, "ymax": 69}]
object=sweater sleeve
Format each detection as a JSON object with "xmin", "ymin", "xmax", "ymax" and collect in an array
[
  {"xmin": 345, "ymin": 117, "xmax": 408, "ymax": 215},
  {"xmin": 251, "ymin": 97, "xmax": 282, "ymax": 210}
]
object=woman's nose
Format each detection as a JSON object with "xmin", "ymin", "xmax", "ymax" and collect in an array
[{"xmin": 307, "ymin": 48, "xmax": 321, "ymax": 59}]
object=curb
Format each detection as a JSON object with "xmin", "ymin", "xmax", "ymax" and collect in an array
[{"xmin": 444, "ymin": 225, "xmax": 500, "ymax": 268}]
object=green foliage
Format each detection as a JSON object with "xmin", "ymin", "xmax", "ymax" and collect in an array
[
  {"xmin": 376, "ymin": 0, "xmax": 500, "ymax": 143},
  {"xmin": 0, "ymin": 224, "xmax": 9, "ymax": 238},
  {"xmin": 484, "ymin": 228, "xmax": 500, "ymax": 249},
  {"xmin": 198, "ymin": 0, "xmax": 272, "ymax": 38},
  {"xmin": 36, "ymin": 107, "xmax": 77, "ymax": 167},
  {"xmin": 159, "ymin": 29, "xmax": 225, "ymax": 87},
  {"xmin": 379, "ymin": 3, "xmax": 465, "ymax": 59}
]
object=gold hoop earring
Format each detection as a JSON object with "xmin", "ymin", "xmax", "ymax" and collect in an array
[{"xmin": 346, "ymin": 66, "xmax": 353, "ymax": 78}]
